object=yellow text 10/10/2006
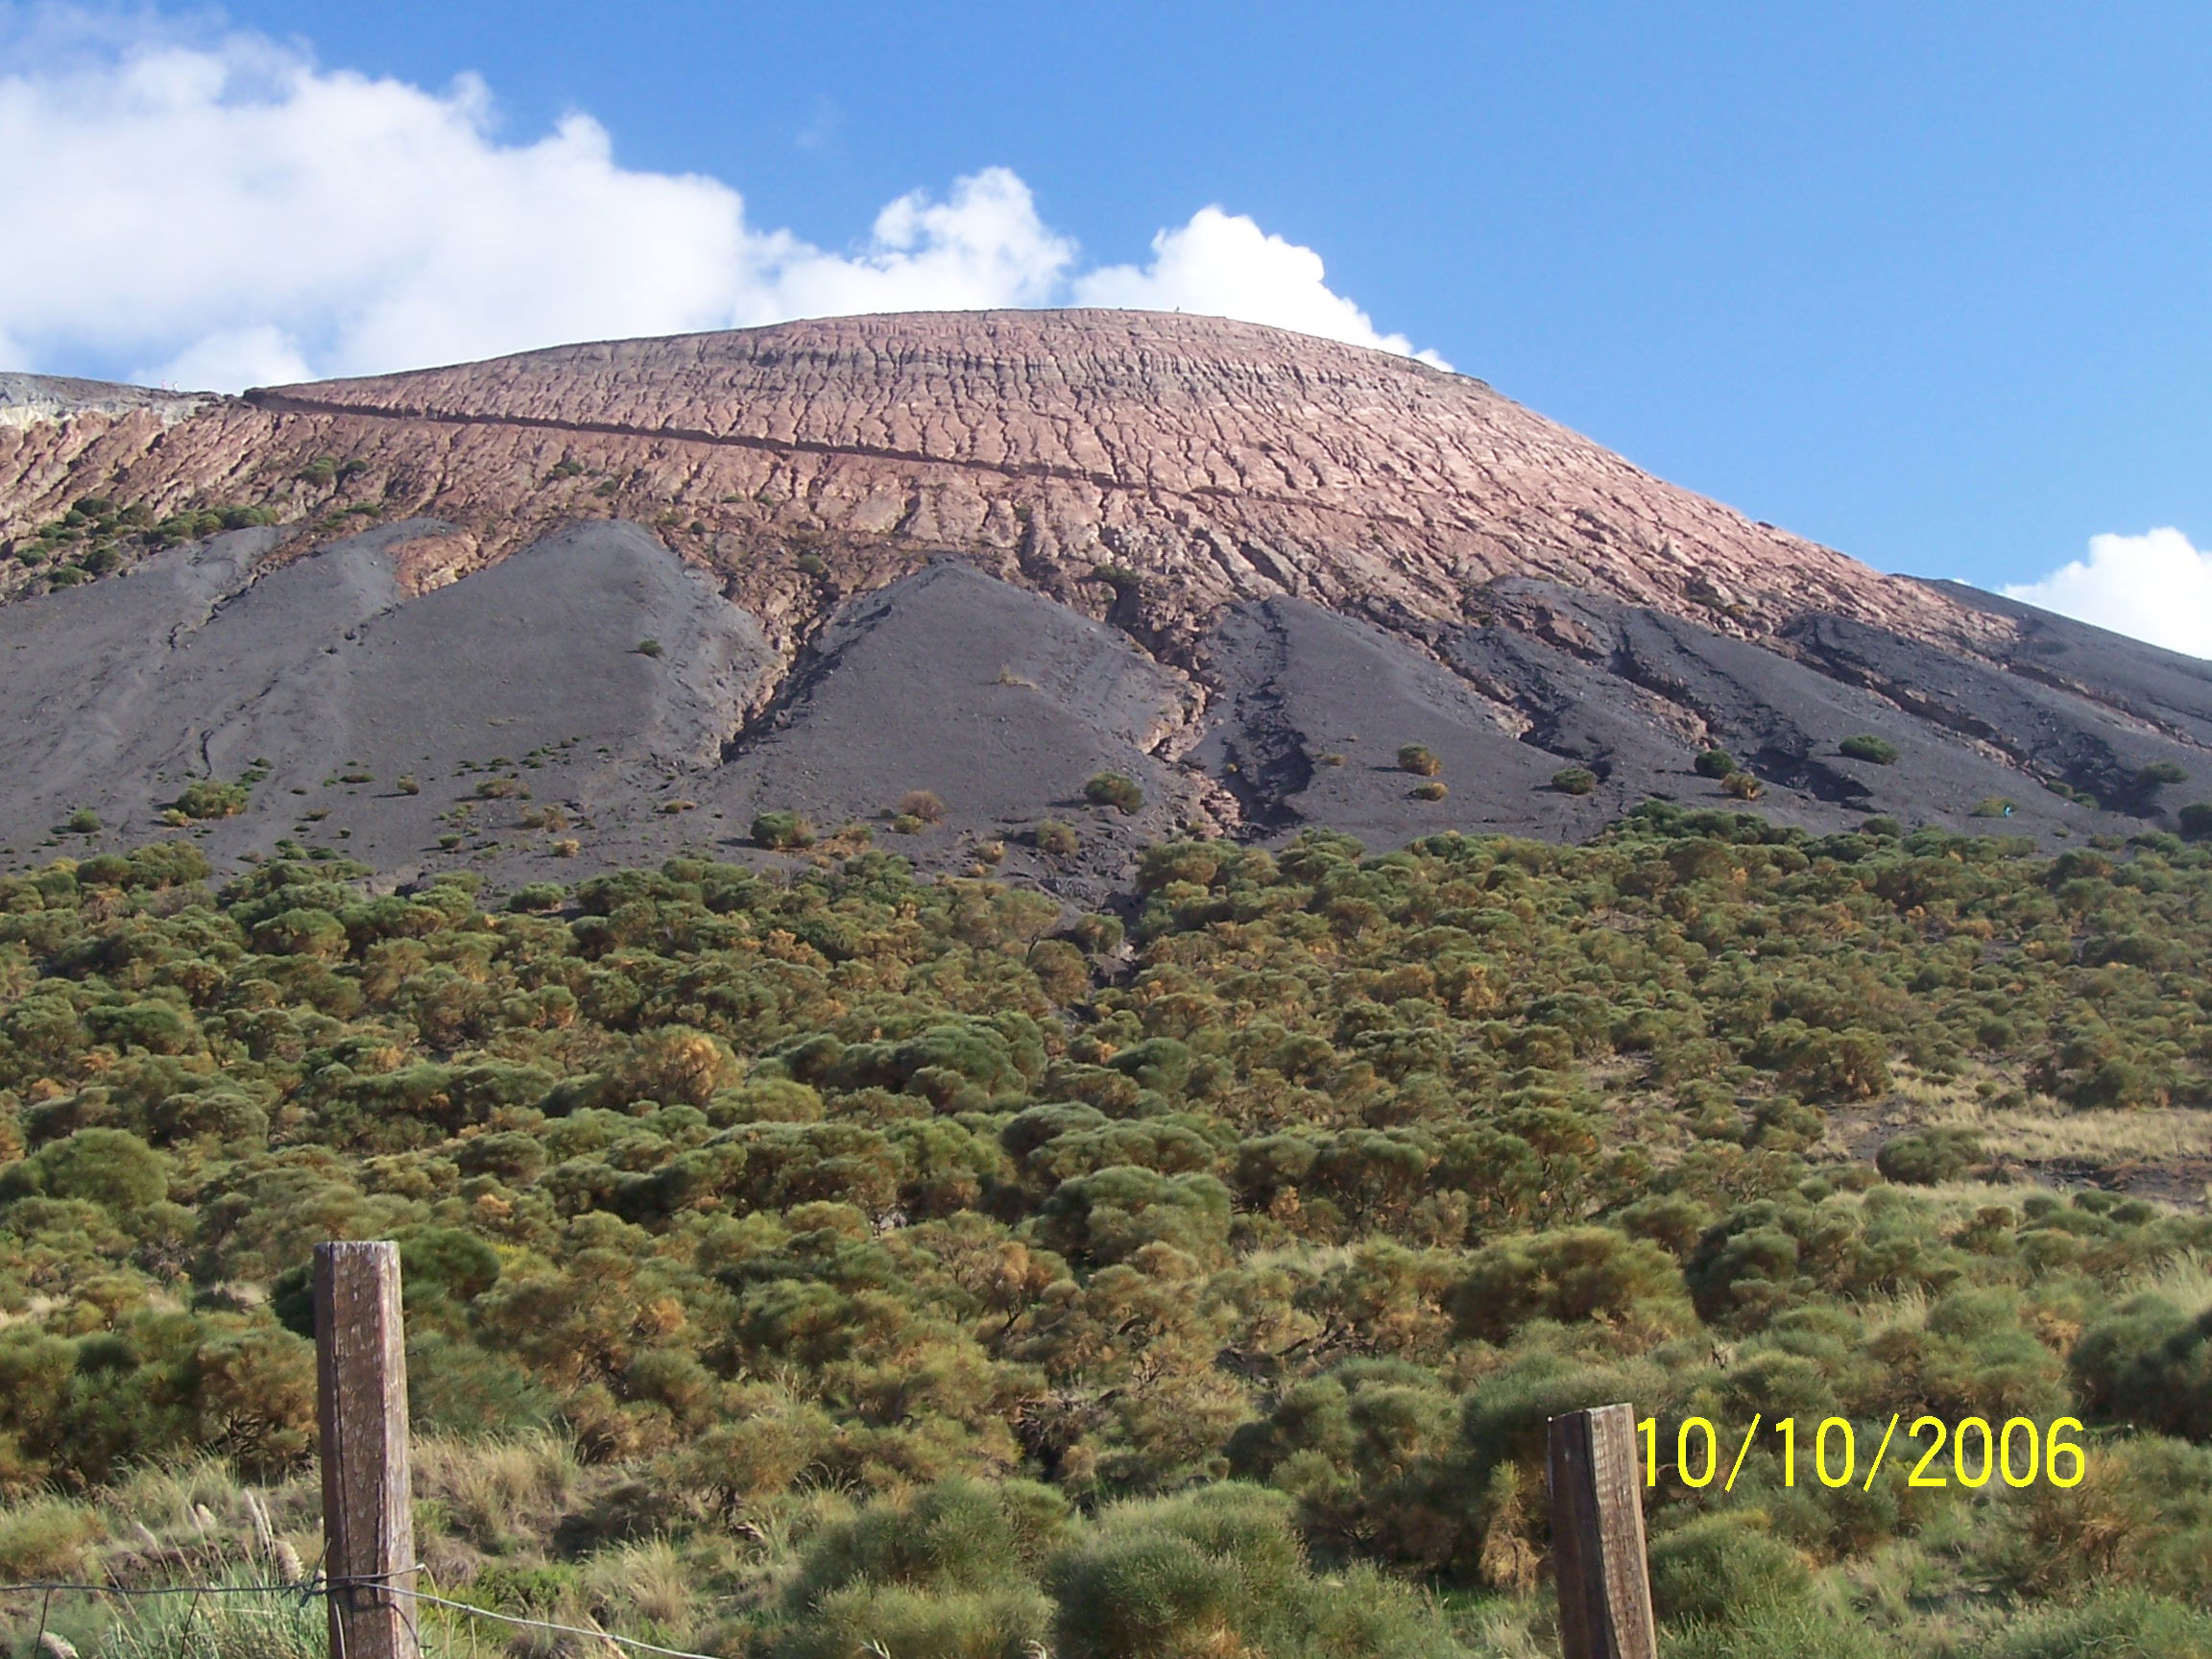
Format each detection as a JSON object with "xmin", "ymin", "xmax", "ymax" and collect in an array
[{"xmin": 1636, "ymin": 1413, "xmax": 2087, "ymax": 1492}]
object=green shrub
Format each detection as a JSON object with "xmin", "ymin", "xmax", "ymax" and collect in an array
[
  {"xmin": 1397, "ymin": 744, "xmax": 1442, "ymax": 778},
  {"xmin": 154, "ymin": 1087, "xmax": 269, "ymax": 1145},
  {"xmin": 1648, "ymin": 1513, "xmax": 1809, "ymax": 1624},
  {"xmin": 1051, "ymin": 1525, "xmax": 1248, "ymax": 1658},
  {"xmin": 1082, "ymin": 772, "xmax": 1144, "ymax": 814},
  {"xmin": 1451, "ymin": 1226, "xmax": 1692, "ymax": 1343},
  {"xmin": 1039, "ymin": 1166, "xmax": 1233, "ymax": 1264},
  {"xmin": 1839, "ymin": 733, "xmax": 1899, "ymax": 764},
  {"xmin": 1972, "ymin": 795, "xmax": 2019, "ymax": 818},
  {"xmin": 172, "ymin": 778, "xmax": 250, "ymax": 819},
  {"xmin": 2071, "ymin": 1295, "xmax": 2212, "ymax": 1440},
  {"xmin": 2178, "ymin": 802, "xmax": 2212, "ymax": 839},
  {"xmin": 1028, "ymin": 939, "xmax": 1091, "ymax": 1001},
  {"xmin": 3, "ymin": 1128, "xmax": 168, "ymax": 1212},
  {"xmin": 1875, "ymin": 1126, "xmax": 1984, "ymax": 1185},
  {"xmin": 1053, "ymin": 1486, "xmax": 1460, "ymax": 1659},
  {"xmin": 1551, "ymin": 766, "xmax": 1598, "ymax": 795},
  {"xmin": 1225, "ymin": 1358, "xmax": 1465, "ymax": 1571},
  {"xmin": 64, "ymin": 807, "xmax": 100, "ymax": 833},
  {"xmin": 1722, "ymin": 771, "xmax": 1765, "ymax": 800},
  {"xmin": 1411, "ymin": 780, "xmax": 1449, "ymax": 801},
  {"xmin": 752, "ymin": 810, "xmax": 816, "ymax": 850},
  {"xmin": 1068, "ymin": 911, "xmax": 1123, "ymax": 953},
  {"xmin": 1695, "ymin": 749, "xmax": 1738, "ymax": 779},
  {"xmin": 786, "ymin": 1479, "xmax": 1071, "ymax": 1609},
  {"xmin": 252, "ymin": 906, "xmax": 349, "ymax": 957},
  {"xmin": 1030, "ymin": 819, "xmax": 1079, "ymax": 856},
  {"xmin": 405, "ymin": 1331, "xmax": 557, "ymax": 1438},
  {"xmin": 1051, "ymin": 1486, "xmax": 1360, "ymax": 1659}
]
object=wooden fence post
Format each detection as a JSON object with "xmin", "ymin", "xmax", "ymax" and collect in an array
[
  {"xmin": 315, "ymin": 1240, "xmax": 420, "ymax": 1659},
  {"xmin": 1547, "ymin": 1403, "xmax": 1657, "ymax": 1659}
]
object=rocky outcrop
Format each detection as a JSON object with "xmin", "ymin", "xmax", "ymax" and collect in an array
[
  {"xmin": 1, "ymin": 311, "xmax": 2205, "ymax": 892},
  {"xmin": 0, "ymin": 372, "xmax": 212, "ymax": 430},
  {"xmin": 1, "ymin": 311, "xmax": 1995, "ymax": 659}
]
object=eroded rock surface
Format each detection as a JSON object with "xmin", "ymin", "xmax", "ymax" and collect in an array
[
  {"xmin": 3, "ymin": 311, "xmax": 1994, "ymax": 656},
  {"xmin": 1, "ymin": 310, "xmax": 2206, "ymax": 889},
  {"xmin": 0, "ymin": 372, "xmax": 211, "ymax": 430}
]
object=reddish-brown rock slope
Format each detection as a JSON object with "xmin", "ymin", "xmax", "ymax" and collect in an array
[{"xmin": 1, "ymin": 310, "xmax": 1991, "ymax": 657}]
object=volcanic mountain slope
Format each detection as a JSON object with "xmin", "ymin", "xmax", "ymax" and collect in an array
[{"xmin": 0, "ymin": 309, "xmax": 2206, "ymax": 892}]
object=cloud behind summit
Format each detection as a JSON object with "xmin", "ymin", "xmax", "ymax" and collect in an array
[
  {"xmin": 0, "ymin": 12, "xmax": 1441, "ymax": 390},
  {"xmin": 2003, "ymin": 528, "xmax": 2212, "ymax": 661}
]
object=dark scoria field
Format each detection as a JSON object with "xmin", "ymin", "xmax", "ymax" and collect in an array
[{"xmin": 4, "ymin": 810, "xmax": 2212, "ymax": 1656}]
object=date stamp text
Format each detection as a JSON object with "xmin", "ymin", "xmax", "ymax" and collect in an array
[{"xmin": 1637, "ymin": 1414, "xmax": 2087, "ymax": 1491}]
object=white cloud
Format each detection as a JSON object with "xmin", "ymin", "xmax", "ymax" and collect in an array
[
  {"xmin": 2002, "ymin": 528, "xmax": 2212, "ymax": 660},
  {"xmin": 0, "ymin": 13, "xmax": 1440, "ymax": 389},
  {"xmin": 142, "ymin": 325, "xmax": 314, "ymax": 393},
  {"xmin": 753, "ymin": 168, "xmax": 1077, "ymax": 321},
  {"xmin": 1076, "ymin": 207, "xmax": 1451, "ymax": 367}
]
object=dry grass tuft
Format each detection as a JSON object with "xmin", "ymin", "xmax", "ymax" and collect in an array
[
  {"xmin": 416, "ymin": 1430, "xmax": 589, "ymax": 1554},
  {"xmin": 1965, "ymin": 1103, "xmax": 2212, "ymax": 1166},
  {"xmin": 579, "ymin": 1539, "xmax": 697, "ymax": 1632},
  {"xmin": 2118, "ymin": 1250, "xmax": 2212, "ymax": 1316},
  {"xmin": 0, "ymin": 1497, "xmax": 103, "ymax": 1578}
]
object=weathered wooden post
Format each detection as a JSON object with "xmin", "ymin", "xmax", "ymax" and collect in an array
[
  {"xmin": 315, "ymin": 1241, "xmax": 420, "ymax": 1659},
  {"xmin": 1547, "ymin": 1403, "xmax": 1658, "ymax": 1659}
]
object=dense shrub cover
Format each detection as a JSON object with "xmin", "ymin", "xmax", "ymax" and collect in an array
[{"xmin": 5, "ymin": 807, "xmax": 2212, "ymax": 1652}]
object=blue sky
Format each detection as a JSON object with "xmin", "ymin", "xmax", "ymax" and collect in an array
[{"xmin": 7, "ymin": 2, "xmax": 2212, "ymax": 649}]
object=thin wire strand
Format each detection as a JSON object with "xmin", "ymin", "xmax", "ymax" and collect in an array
[
  {"xmin": 0, "ymin": 1582, "xmax": 304, "ymax": 1599},
  {"xmin": 390, "ymin": 1586, "xmax": 722, "ymax": 1659},
  {"xmin": 0, "ymin": 1575, "xmax": 724, "ymax": 1659}
]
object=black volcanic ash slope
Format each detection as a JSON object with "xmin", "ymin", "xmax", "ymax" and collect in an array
[{"xmin": 0, "ymin": 505, "xmax": 2206, "ymax": 895}]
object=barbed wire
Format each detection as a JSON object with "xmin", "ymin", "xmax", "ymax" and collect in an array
[
  {"xmin": 0, "ymin": 1580, "xmax": 312, "ymax": 1599},
  {"xmin": 0, "ymin": 1568, "xmax": 725, "ymax": 1659},
  {"xmin": 384, "ymin": 1584, "xmax": 720, "ymax": 1659}
]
